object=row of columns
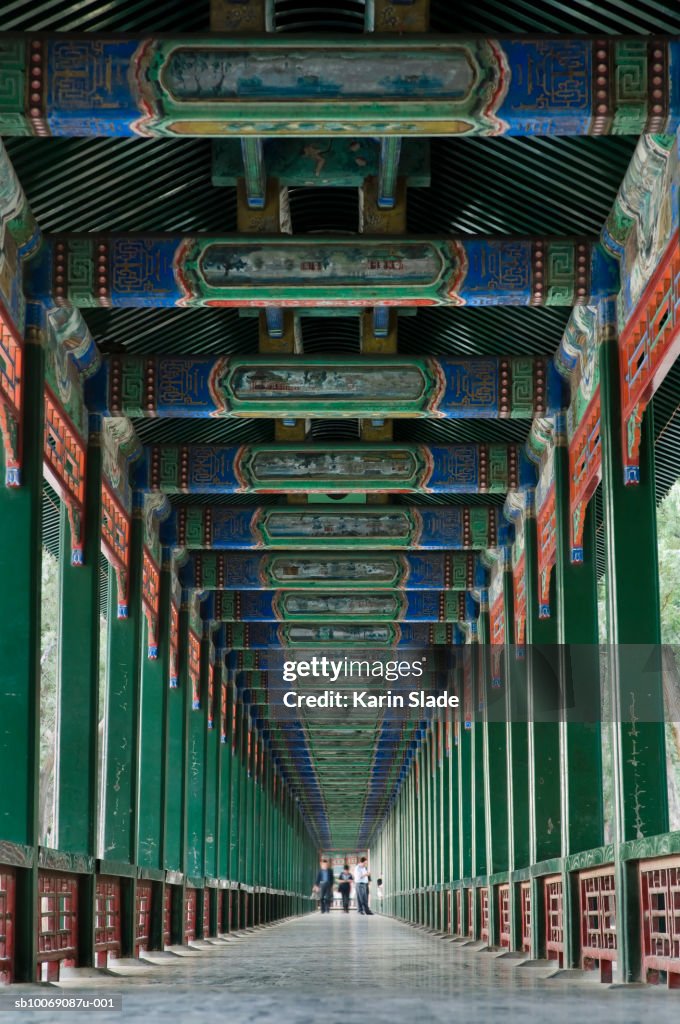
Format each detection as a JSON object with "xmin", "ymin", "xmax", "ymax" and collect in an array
[
  {"xmin": 372, "ymin": 316, "xmax": 670, "ymax": 983},
  {"xmin": 0, "ymin": 311, "xmax": 318, "ymax": 981}
]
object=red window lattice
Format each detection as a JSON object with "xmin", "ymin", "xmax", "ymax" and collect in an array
[
  {"xmin": 94, "ymin": 875, "xmax": 121, "ymax": 966},
  {"xmin": 185, "ymin": 889, "xmax": 198, "ymax": 944},
  {"xmin": 220, "ymin": 682, "xmax": 228, "ymax": 743},
  {"xmin": 640, "ymin": 857, "xmax": 680, "ymax": 982},
  {"xmin": 537, "ymin": 483, "xmax": 556, "ymax": 618},
  {"xmin": 619, "ymin": 231, "xmax": 680, "ymax": 483},
  {"xmin": 208, "ymin": 667, "xmax": 215, "ymax": 730},
  {"xmin": 490, "ymin": 591, "xmax": 505, "ymax": 686},
  {"xmin": 544, "ymin": 875, "xmax": 564, "ymax": 963},
  {"xmin": 0, "ymin": 867, "xmax": 16, "ymax": 984},
  {"xmin": 38, "ymin": 872, "xmax": 79, "ymax": 980},
  {"xmin": 135, "ymin": 880, "xmax": 153, "ymax": 955},
  {"xmin": 43, "ymin": 388, "xmax": 86, "ymax": 564},
  {"xmin": 568, "ymin": 392, "xmax": 601, "ymax": 561},
  {"xmin": 580, "ymin": 869, "xmax": 617, "ymax": 963},
  {"xmin": 512, "ymin": 554, "xmax": 526, "ymax": 651},
  {"xmin": 189, "ymin": 631, "xmax": 201, "ymax": 709},
  {"xmin": 142, "ymin": 548, "xmax": 160, "ymax": 659},
  {"xmin": 101, "ymin": 484, "xmax": 130, "ymax": 618},
  {"xmin": 521, "ymin": 882, "xmax": 531, "ymax": 952},
  {"xmin": 0, "ymin": 304, "xmax": 23, "ymax": 485},
  {"xmin": 169, "ymin": 602, "xmax": 179, "ymax": 688},
  {"xmin": 480, "ymin": 887, "xmax": 490, "ymax": 944},
  {"xmin": 498, "ymin": 884, "xmax": 510, "ymax": 949}
]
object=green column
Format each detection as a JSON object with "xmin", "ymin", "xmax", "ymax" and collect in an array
[
  {"xmin": 554, "ymin": 438, "xmax": 603, "ymax": 968},
  {"xmin": 137, "ymin": 605, "xmax": 166, "ymax": 871},
  {"xmin": 186, "ymin": 627, "xmax": 207, "ymax": 880},
  {"xmin": 599, "ymin": 309, "xmax": 668, "ymax": 982},
  {"xmin": 525, "ymin": 514, "xmax": 561, "ymax": 868},
  {"xmin": 504, "ymin": 560, "xmax": 530, "ymax": 951},
  {"xmin": 458, "ymin": 645, "xmax": 473, "ymax": 908},
  {"xmin": 163, "ymin": 579, "xmax": 183, "ymax": 873},
  {"xmin": 103, "ymin": 497, "xmax": 143, "ymax": 865},
  {"xmin": 0, "ymin": 310, "xmax": 44, "ymax": 981},
  {"xmin": 55, "ymin": 420, "xmax": 103, "ymax": 967}
]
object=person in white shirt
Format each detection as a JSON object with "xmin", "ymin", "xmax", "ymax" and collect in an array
[{"xmin": 355, "ymin": 857, "xmax": 373, "ymax": 916}]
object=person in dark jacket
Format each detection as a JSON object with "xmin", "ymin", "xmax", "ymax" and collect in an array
[
  {"xmin": 315, "ymin": 858, "xmax": 334, "ymax": 913},
  {"xmin": 337, "ymin": 864, "xmax": 353, "ymax": 913}
]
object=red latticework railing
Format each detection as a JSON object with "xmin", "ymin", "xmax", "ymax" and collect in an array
[
  {"xmin": 0, "ymin": 867, "xmax": 16, "ymax": 984},
  {"xmin": 169, "ymin": 602, "xmax": 179, "ymax": 688},
  {"xmin": 163, "ymin": 885, "xmax": 173, "ymax": 947},
  {"xmin": 580, "ymin": 867, "xmax": 617, "ymax": 980},
  {"xmin": 142, "ymin": 548, "xmax": 160, "ymax": 659},
  {"xmin": 640, "ymin": 856, "xmax": 680, "ymax": 986},
  {"xmin": 537, "ymin": 483, "xmax": 556, "ymax": 618},
  {"xmin": 498, "ymin": 884, "xmax": 510, "ymax": 949},
  {"xmin": 480, "ymin": 887, "xmax": 490, "ymax": 944},
  {"xmin": 466, "ymin": 887, "xmax": 473, "ymax": 937},
  {"xmin": 37, "ymin": 871, "xmax": 79, "ymax": 981},
  {"xmin": 189, "ymin": 630, "xmax": 201, "ymax": 709},
  {"xmin": 620, "ymin": 230, "xmax": 680, "ymax": 485},
  {"xmin": 43, "ymin": 387, "xmax": 86, "ymax": 565},
  {"xmin": 0, "ymin": 302, "xmax": 23, "ymax": 487},
  {"xmin": 512, "ymin": 553, "xmax": 526, "ymax": 653},
  {"xmin": 521, "ymin": 882, "xmax": 531, "ymax": 953},
  {"xmin": 135, "ymin": 880, "xmax": 153, "ymax": 956},
  {"xmin": 185, "ymin": 889, "xmax": 198, "ymax": 944},
  {"xmin": 455, "ymin": 889, "xmax": 462, "ymax": 936},
  {"xmin": 202, "ymin": 890, "xmax": 211, "ymax": 938},
  {"xmin": 568, "ymin": 391, "xmax": 601, "ymax": 563},
  {"xmin": 101, "ymin": 483, "xmax": 130, "ymax": 617},
  {"xmin": 94, "ymin": 875, "xmax": 121, "ymax": 967},
  {"xmin": 544, "ymin": 875, "xmax": 564, "ymax": 965}
]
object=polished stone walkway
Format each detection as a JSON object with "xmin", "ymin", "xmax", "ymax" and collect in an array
[{"xmin": 3, "ymin": 913, "xmax": 679, "ymax": 1023}]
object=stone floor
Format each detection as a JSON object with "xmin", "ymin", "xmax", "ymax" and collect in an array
[{"xmin": 2, "ymin": 913, "xmax": 679, "ymax": 1023}]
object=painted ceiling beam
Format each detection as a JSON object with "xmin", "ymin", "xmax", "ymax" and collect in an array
[
  {"xmin": 31, "ymin": 234, "xmax": 618, "ymax": 308},
  {"xmin": 88, "ymin": 353, "xmax": 562, "ymax": 419},
  {"xmin": 222, "ymin": 622, "xmax": 456, "ymax": 648},
  {"xmin": 211, "ymin": 589, "xmax": 465, "ymax": 623},
  {"xmin": 164, "ymin": 503, "xmax": 511, "ymax": 550},
  {"xmin": 1, "ymin": 35, "xmax": 677, "ymax": 138},
  {"xmin": 181, "ymin": 550, "xmax": 484, "ymax": 590},
  {"xmin": 140, "ymin": 442, "xmax": 534, "ymax": 494}
]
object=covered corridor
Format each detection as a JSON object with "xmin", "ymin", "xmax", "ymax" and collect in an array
[{"xmin": 1, "ymin": 0, "xmax": 680, "ymax": 1015}]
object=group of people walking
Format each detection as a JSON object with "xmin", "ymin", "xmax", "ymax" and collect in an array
[{"xmin": 314, "ymin": 857, "xmax": 381, "ymax": 915}]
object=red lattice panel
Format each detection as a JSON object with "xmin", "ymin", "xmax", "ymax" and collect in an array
[
  {"xmin": 455, "ymin": 890, "xmax": 462, "ymax": 936},
  {"xmin": 512, "ymin": 553, "xmax": 526, "ymax": 651},
  {"xmin": 220, "ymin": 681, "xmax": 228, "ymax": 743},
  {"xmin": 94, "ymin": 875, "xmax": 121, "ymax": 967},
  {"xmin": 521, "ymin": 882, "xmax": 531, "ymax": 953},
  {"xmin": 37, "ymin": 871, "xmax": 78, "ymax": 981},
  {"xmin": 189, "ymin": 630, "xmax": 201, "ymax": 709},
  {"xmin": 0, "ymin": 867, "xmax": 16, "ymax": 984},
  {"xmin": 202, "ymin": 890, "xmax": 211, "ymax": 938},
  {"xmin": 185, "ymin": 889, "xmax": 198, "ymax": 943},
  {"xmin": 135, "ymin": 880, "xmax": 153, "ymax": 956},
  {"xmin": 640, "ymin": 856, "xmax": 680, "ymax": 986},
  {"xmin": 580, "ymin": 868, "xmax": 617, "ymax": 979},
  {"xmin": 0, "ymin": 303, "xmax": 23, "ymax": 486},
  {"xmin": 568, "ymin": 390, "xmax": 601, "ymax": 563},
  {"xmin": 163, "ymin": 885, "xmax": 173, "ymax": 947},
  {"xmin": 101, "ymin": 483, "xmax": 130, "ymax": 617},
  {"xmin": 208, "ymin": 666, "xmax": 215, "ymax": 731},
  {"xmin": 142, "ymin": 548, "xmax": 160, "ymax": 659},
  {"xmin": 169, "ymin": 602, "xmax": 179, "ymax": 688},
  {"xmin": 498, "ymin": 884, "xmax": 510, "ymax": 949},
  {"xmin": 537, "ymin": 483, "xmax": 556, "ymax": 619},
  {"xmin": 480, "ymin": 887, "xmax": 490, "ymax": 944},
  {"xmin": 43, "ymin": 388, "xmax": 86, "ymax": 564},
  {"xmin": 490, "ymin": 591, "xmax": 505, "ymax": 686},
  {"xmin": 620, "ymin": 230, "xmax": 680, "ymax": 484},
  {"xmin": 466, "ymin": 888, "xmax": 473, "ymax": 937},
  {"xmin": 216, "ymin": 890, "xmax": 225, "ymax": 935},
  {"xmin": 544, "ymin": 875, "xmax": 564, "ymax": 965}
]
